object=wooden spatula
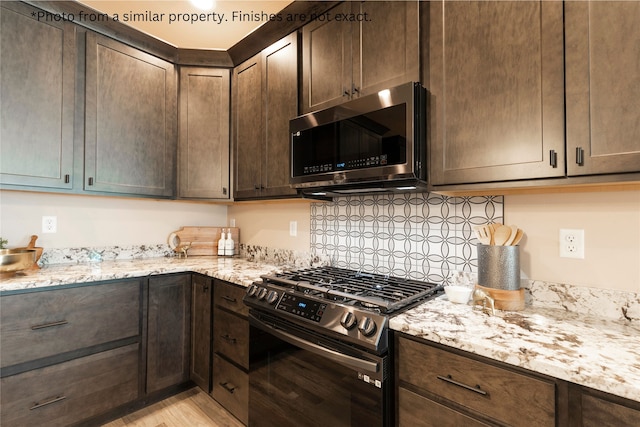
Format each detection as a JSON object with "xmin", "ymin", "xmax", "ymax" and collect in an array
[{"xmin": 493, "ymin": 225, "xmax": 512, "ymax": 246}]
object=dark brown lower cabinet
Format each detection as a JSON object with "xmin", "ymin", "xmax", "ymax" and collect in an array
[
  {"xmin": 147, "ymin": 274, "xmax": 192, "ymax": 394},
  {"xmin": 0, "ymin": 344, "xmax": 139, "ymax": 427},
  {"xmin": 191, "ymin": 274, "xmax": 213, "ymax": 391},
  {"xmin": 211, "ymin": 280, "xmax": 250, "ymax": 425},
  {"xmin": 396, "ymin": 333, "xmax": 556, "ymax": 427},
  {"xmin": 574, "ymin": 386, "xmax": 640, "ymax": 427}
]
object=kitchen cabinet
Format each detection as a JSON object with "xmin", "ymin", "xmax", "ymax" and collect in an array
[
  {"xmin": 191, "ymin": 274, "xmax": 213, "ymax": 392},
  {"xmin": 576, "ymin": 386, "xmax": 640, "ymax": 427},
  {"xmin": 178, "ymin": 67, "xmax": 231, "ymax": 200},
  {"xmin": 146, "ymin": 274, "xmax": 191, "ymax": 394},
  {"xmin": 233, "ymin": 32, "xmax": 299, "ymax": 200},
  {"xmin": 396, "ymin": 334, "xmax": 556, "ymax": 427},
  {"xmin": 85, "ymin": 32, "xmax": 177, "ymax": 198},
  {"xmin": 565, "ymin": 1, "xmax": 640, "ymax": 176},
  {"xmin": 0, "ymin": 2, "xmax": 75, "ymax": 190},
  {"xmin": 300, "ymin": 1, "xmax": 420, "ymax": 113},
  {"xmin": 211, "ymin": 279, "xmax": 249, "ymax": 425},
  {"xmin": 428, "ymin": 1, "xmax": 565, "ymax": 185},
  {"xmin": 0, "ymin": 280, "xmax": 142, "ymax": 427}
]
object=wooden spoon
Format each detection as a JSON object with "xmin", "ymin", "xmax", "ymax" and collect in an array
[
  {"xmin": 474, "ymin": 225, "xmax": 492, "ymax": 245},
  {"xmin": 493, "ymin": 225, "xmax": 512, "ymax": 246},
  {"xmin": 504, "ymin": 225, "xmax": 519, "ymax": 246},
  {"xmin": 510, "ymin": 229, "xmax": 524, "ymax": 246}
]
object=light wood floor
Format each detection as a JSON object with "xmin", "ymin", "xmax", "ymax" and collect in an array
[{"xmin": 101, "ymin": 387, "xmax": 244, "ymax": 427}]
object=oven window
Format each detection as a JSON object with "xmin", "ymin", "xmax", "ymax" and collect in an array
[
  {"xmin": 249, "ymin": 327, "xmax": 389, "ymax": 427},
  {"xmin": 291, "ymin": 104, "xmax": 407, "ymax": 177}
]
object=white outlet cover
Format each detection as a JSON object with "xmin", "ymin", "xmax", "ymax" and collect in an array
[
  {"xmin": 289, "ymin": 221, "xmax": 297, "ymax": 237},
  {"xmin": 559, "ymin": 228, "xmax": 584, "ymax": 259},
  {"xmin": 42, "ymin": 216, "xmax": 57, "ymax": 233}
]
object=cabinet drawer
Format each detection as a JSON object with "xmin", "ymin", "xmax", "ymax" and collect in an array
[
  {"xmin": 398, "ymin": 387, "xmax": 491, "ymax": 427},
  {"xmin": 0, "ymin": 343, "xmax": 139, "ymax": 427},
  {"xmin": 398, "ymin": 337, "xmax": 555, "ymax": 427},
  {"xmin": 1, "ymin": 281, "xmax": 140, "ymax": 368},
  {"xmin": 214, "ymin": 308, "xmax": 249, "ymax": 369},
  {"xmin": 214, "ymin": 280, "xmax": 248, "ymax": 316},
  {"xmin": 211, "ymin": 353, "xmax": 248, "ymax": 425}
]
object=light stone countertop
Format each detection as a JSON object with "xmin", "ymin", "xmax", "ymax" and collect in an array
[
  {"xmin": 2, "ymin": 257, "xmax": 638, "ymax": 405},
  {"xmin": 390, "ymin": 295, "xmax": 640, "ymax": 404},
  {"xmin": 0, "ymin": 256, "xmax": 285, "ymax": 293}
]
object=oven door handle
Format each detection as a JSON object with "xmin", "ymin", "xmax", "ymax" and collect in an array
[{"xmin": 249, "ymin": 314, "xmax": 379, "ymax": 375}]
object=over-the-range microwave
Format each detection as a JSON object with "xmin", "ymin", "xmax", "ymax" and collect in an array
[{"xmin": 289, "ymin": 82, "xmax": 427, "ymax": 199}]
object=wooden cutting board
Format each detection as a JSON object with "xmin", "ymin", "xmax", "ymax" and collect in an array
[{"xmin": 168, "ymin": 226, "xmax": 239, "ymax": 256}]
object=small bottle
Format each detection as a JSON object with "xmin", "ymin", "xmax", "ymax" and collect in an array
[
  {"xmin": 225, "ymin": 229, "xmax": 235, "ymax": 256},
  {"xmin": 217, "ymin": 230, "xmax": 226, "ymax": 256}
]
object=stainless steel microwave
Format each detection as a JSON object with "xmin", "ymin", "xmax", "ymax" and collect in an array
[{"xmin": 289, "ymin": 82, "xmax": 427, "ymax": 198}]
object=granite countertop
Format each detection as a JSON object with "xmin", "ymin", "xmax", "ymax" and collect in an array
[
  {"xmin": 2, "ymin": 256, "xmax": 638, "ymax": 405},
  {"xmin": 390, "ymin": 295, "xmax": 640, "ymax": 404},
  {"xmin": 0, "ymin": 256, "xmax": 286, "ymax": 293}
]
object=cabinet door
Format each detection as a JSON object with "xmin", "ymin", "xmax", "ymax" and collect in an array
[
  {"xmin": 354, "ymin": 1, "xmax": 420, "ymax": 97},
  {"xmin": 233, "ymin": 55, "xmax": 263, "ymax": 199},
  {"xmin": 85, "ymin": 32, "xmax": 177, "ymax": 197},
  {"xmin": 178, "ymin": 67, "xmax": 230, "ymax": 199},
  {"xmin": 565, "ymin": 2, "xmax": 640, "ymax": 176},
  {"xmin": 147, "ymin": 275, "xmax": 191, "ymax": 394},
  {"xmin": 300, "ymin": 2, "xmax": 352, "ymax": 113},
  {"xmin": 0, "ymin": 3, "xmax": 75, "ymax": 189},
  {"xmin": 429, "ymin": 1, "xmax": 565, "ymax": 185},
  {"xmin": 190, "ymin": 275, "xmax": 212, "ymax": 392},
  {"xmin": 261, "ymin": 33, "xmax": 299, "ymax": 198}
]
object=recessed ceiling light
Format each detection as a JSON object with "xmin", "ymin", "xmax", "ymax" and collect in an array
[{"xmin": 191, "ymin": 0, "xmax": 215, "ymax": 11}]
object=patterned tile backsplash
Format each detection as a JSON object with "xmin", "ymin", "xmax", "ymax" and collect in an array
[{"xmin": 311, "ymin": 193, "xmax": 504, "ymax": 284}]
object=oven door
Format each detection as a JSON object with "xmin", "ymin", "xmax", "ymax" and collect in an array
[{"xmin": 248, "ymin": 310, "xmax": 391, "ymax": 427}]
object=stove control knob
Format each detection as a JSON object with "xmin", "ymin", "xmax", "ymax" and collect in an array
[
  {"xmin": 256, "ymin": 287, "xmax": 268, "ymax": 300},
  {"xmin": 340, "ymin": 312, "xmax": 357, "ymax": 330},
  {"xmin": 358, "ymin": 317, "xmax": 377, "ymax": 337},
  {"xmin": 266, "ymin": 290, "xmax": 279, "ymax": 305},
  {"xmin": 246, "ymin": 284, "xmax": 258, "ymax": 297}
]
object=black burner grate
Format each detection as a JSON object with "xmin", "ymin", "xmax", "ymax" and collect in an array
[{"xmin": 261, "ymin": 266, "xmax": 443, "ymax": 314}]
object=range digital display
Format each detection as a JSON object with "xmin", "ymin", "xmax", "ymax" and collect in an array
[{"xmin": 277, "ymin": 294, "xmax": 326, "ymax": 322}]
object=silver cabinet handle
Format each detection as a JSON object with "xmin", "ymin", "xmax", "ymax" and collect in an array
[
  {"xmin": 31, "ymin": 320, "xmax": 68, "ymax": 330},
  {"xmin": 222, "ymin": 295, "xmax": 237, "ymax": 303},
  {"xmin": 30, "ymin": 395, "xmax": 66, "ymax": 410},
  {"xmin": 437, "ymin": 374, "xmax": 487, "ymax": 396},
  {"xmin": 220, "ymin": 334, "xmax": 237, "ymax": 344}
]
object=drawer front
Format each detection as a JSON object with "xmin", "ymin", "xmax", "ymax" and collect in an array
[
  {"xmin": 214, "ymin": 308, "xmax": 249, "ymax": 369},
  {"xmin": 398, "ymin": 387, "xmax": 491, "ymax": 427},
  {"xmin": 214, "ymin": 280, "xmax": 248, "ymax": 317},
  {"xmin": 211, "ymin": 353, "xmax": 248, "ymax": 425},
  {"xmin": 1, "ymin": 281, "xmax": 140, "ymax": 368},
  {"xmin": 0, "ymin": 343, "xmax": 139, "ymax": 427},
  {"xmin": 398, "ymin": 337, "xmax": 555, "ymax": 427}
]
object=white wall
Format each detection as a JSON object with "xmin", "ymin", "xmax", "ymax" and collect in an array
[
  {"xmin": 0, "ymin": 191, "xmax": 228, "ymax": 248},
  {"xmin": 506, "ymin": 190, "xmax": 640, "ymax": 292}
]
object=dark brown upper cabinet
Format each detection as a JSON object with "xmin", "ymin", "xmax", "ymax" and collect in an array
[
  {"xmin": 178, "ymin": 67, "xmax": 230, "ymax": 200},
  {"xmin": 565, "ymin": 1, "xmax": 640, "ymax": 176},
  {"xmin": 85, "ymin": 32, "xmax": 177, "ymax": 198},
  {"xmin": 0, "ymin": 2, "xmax": 75, "ymax": 190},
  {"xmin": 300, "ymin": 1, "xmax": 420, "ymax": 114},
  {"xmin": 428, "ymin": 1, "xmax": 566, "ymax": 186},
  {"xmin": 233, "ymin": 33, "xmax": 299, "ymax": 200}
]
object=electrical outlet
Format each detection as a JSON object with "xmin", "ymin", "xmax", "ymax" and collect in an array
[
  {"xmin": 559, "ymin": 229, "xmax": 584, "ymax": 259},
  {"xmin": 289, "ymin": 221, "xmax": 297, "ymax": 237},
  {"xmin": 42, "ymin": 216, "xmax": 57, "ymax": 233}
]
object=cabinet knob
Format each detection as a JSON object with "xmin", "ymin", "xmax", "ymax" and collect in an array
[
  {"xmin": 549, "ymin": 150, "xmax": 558, "ymax": 168},
  {"xmin": 88, "ymin": 177, "xmax": 94, "ymax": 186},
  {"xmin": 64, "ymin": 174, "xmax": 70, "ymax": 184}
]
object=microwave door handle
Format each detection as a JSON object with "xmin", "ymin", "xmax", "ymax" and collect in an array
[{"xmin": 249, "ymin": 314, "xmax": 379, "ymax": 375}]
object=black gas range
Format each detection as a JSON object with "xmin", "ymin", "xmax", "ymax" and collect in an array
[{"xmin": 243, "ymin": 266, "xmax": 444, "ymax": 355}]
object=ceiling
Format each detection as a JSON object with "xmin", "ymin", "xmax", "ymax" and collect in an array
[{"xmin": 78, "ymin": 0, "xmax": 294, "ymax": 50}]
